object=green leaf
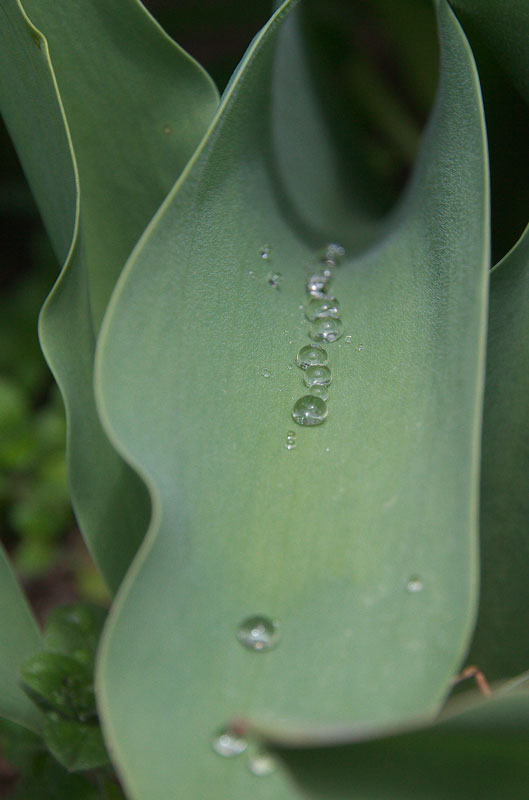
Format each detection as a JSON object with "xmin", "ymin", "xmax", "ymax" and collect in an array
[
  {"xmin": 44, "ymin": 603, "xmax": 106, "ymax": 668},
  {"xmin": 20, "ymin": 652, "xmax": 95, "ymax": 722},
  {"xmin": 0, "ymin": 549, "xmax": 41, "ymax": 729},
  {"xmin": 268, "ymin": 690, "xmax": 529, "ymax": 799},
  {"xmin": 95, "ymin": 0, "xmax": 488, "ymax": 796},
  {"xmin": 468, "ymin": 227, "xmax": 529, "ymax": 679},
  {"xmin": 0, "ymin": 0, "xmax": 219, "ymax": 591},
  {"xmin": 42, "ymin": 714, "xmax": 109, "ymax": 772}
]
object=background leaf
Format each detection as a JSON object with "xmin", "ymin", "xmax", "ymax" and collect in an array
[
  {"xmin": 95, "ymin": 0, "xmax": 488, "ymax": 796},
  {"xmin": 0, "ymin": 549, "xmax": 41, "ymax": 729},
  {"xmin": 269, "ymin": 691, "xmax": 529, "ymax": 799},
  {"xmin": 0, "ymin": 0, "xmax": 219, "ymax": 591}
]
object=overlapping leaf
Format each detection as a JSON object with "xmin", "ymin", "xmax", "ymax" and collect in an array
[
  {"xmin": 95, "ymin": 0, "xmax": 489, "ymax": 796},
  {"xmin": 0, "ymin": 0, "xmax": 219, "ymax": 591}
]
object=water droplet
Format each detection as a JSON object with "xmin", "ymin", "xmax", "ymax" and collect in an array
[
  {"xmin": 262, "ymin": 368, "xmax": 271, "ymax": 378},
  {"xmin": 310, "ymin": 318, "xmax": 344, "ymax": 343},
  {"xmin": 321, "ymin": 242, "xmax": 345, "ymax": 264},
  {"xmin": 237, "ymin": 616, "xmax": 280, "ymax": 651},
  {"xmin": 309, "ymin": 384, "xmax": 329, "ymax": 401},
  {"xmin": 285, "ymin": 431, "xmax": 296, "ymax": 450},
  {"xmin": 212, "ymin": 729, "xmax": 248, "ymax": 757},
  {"xmin": 325, "ymin": 446, "xmax": 331, "ymax": 452},
  {"xmin": 292, "ymin": 395, "xmax": 328, "ymax": 426},
  {"xmin": 345, "ymin": 335, "xmax": 352, "ymax": 344},
  {"xmin": 249, "ymin": 750, "xmax": 277, "ymax": 777},
  {"xmin": 305, "ymin": 297, "xmax": 340, "ymax": 321},
  {"xmin": 407, "ymin": 576, "xmax": 424, "ymax": 593},
  {"xmin": 267, "ymin": 271, "xmax": 283, "ymax": 289},
  {"xmin": 287, "ymin": 364, "xmax": 293, "ymax": 370},
  {"xmin": 304, "ymin": 365, "xmax": 332, "ymax": 388},
  {"xmin": 260, "ymin": 245, "xmax": 271, "ymax": 260},
  {"xmin": 357, "ymin": 343, "xmax": 364, "ymax": 351},
  {"xmin": 163, "ymin": 124, "xmax": 171, "ymax": 135},
  {"xmin": 295, "ymin": 344, "xmax": 328, "ymax": 370},
  {"xmin": 248, "ymin": 269, "xmax": 255, "ymax": 279},
  {"xmin": 306, "ymin": 273, "xmax": 331, "ymax": 296}
]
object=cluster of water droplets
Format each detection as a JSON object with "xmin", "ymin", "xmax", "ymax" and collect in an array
[{"xmin": 289, "ymin": 244, "xmax": 346, "ymax": 429}]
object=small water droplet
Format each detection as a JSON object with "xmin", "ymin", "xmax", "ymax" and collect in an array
[
  {"xmin": 310, "ymin": 318, "xmax": 344, "ymax": 343},
  {"xmin": 262, "ymin": 368, "xmax": 271, "ymax": 378},
  {"xmin": 267, "ymin": 271, "xmax": 283, "ymax": 289},
  {"xmin": 320, "ymin": 242, "xmax": 345, "ymax": 264},
  {"xmin": 212, "ymin": 729, "xmax": 248, "ymax": 757},
  {"xmin": 287, "ymin": 364, "xmax": 293, "ymax": 370},
  {"xmin": 304, "ymin": 365, "xmax": 332, "ymax": 388},
  {"xmin": 248, "ymin": 269, "xmax": 255, "ymax": 279},
  {"xmin": 237, "ymin": 616, "xmax": 280, "ymax": 651},
  {"xmin": 296, "ymin": 344, "xmax": 328, "ymax": 369},
  {"xmin": 325, "ymin": 446, "xmax": 331, "ymax": 452},
  {"xmin": 357, "ymin": 343, "xmax": 364, "ymax": 351},
  {"xmin": 309, "ymin": 384, "xmax": 329, "ymax": 401},
  {"xmin": 260, "ymin": 245, "xmax": 271, "ymax": 260},
  {"xmin": 285, "ymin": 430, "xmax": 296, "ymax": 450},
  {"xmin": 407, "ymin": 576, "xmax": 424, "ymax": 593},
  {"xmin": 305, "ymin": 297, "xmax": 340, "ymax": 321},
  {"xmin": 249, "ymin": 750, "xmax": 277, "ymax": 777},
  {"xmin": 163, "ymin": 124, "xmax": 171, "ymax": 135},
  {"xmin": 292, "ymin": 395, "xmax": 328, "ymax": 426},
  {"xmin": 306, "ymin": 273, "xmax": 331, "ymax": 296},
  {"xmin": 345, "ymin": 335, "xmax": 352, "ymax": 344}
]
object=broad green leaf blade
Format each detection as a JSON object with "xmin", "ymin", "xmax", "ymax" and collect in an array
[
  {"xmin": 96, "ymin": 1, "xmax": 488, "ymax": 797},
  {"xmin": 269, "ymin": 691, "xmax": 529, "ymax": 799},
  {"xmin": 0, "ymin": 547, "xmax": 41, "ymax": 730},
  {"xmin": 468, "ymin": 227, "xmax": 529, "ymax": 679},
  {"xmin": 0, "ymin": 0, "xmax": 218, "ymax": 590}
]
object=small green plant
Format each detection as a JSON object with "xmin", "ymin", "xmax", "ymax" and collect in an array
[{"xmin": 1, "ymin": 0, "xmax": 528, "ymax": 797}]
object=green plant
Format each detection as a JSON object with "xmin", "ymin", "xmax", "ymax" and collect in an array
[{"xmin": 1, "ymin": 0, "xmax": 528, "ymax": 797}]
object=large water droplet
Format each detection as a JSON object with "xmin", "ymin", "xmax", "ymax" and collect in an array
[
  {"xmin": 249, "ymin": 750, "xmax": 277, "ymax": 777},
  {"xmin": 310, "ymin": 318, "xmax": 344, "ymax": 343},
  {"xmin": 267, "ymin": 271, "xmax": 283, "ymax": 289},
  {"xmin": 292, "ymin": 395, "xmax": 328, "ymax": 426},
  {"xmin": 305, "ymin": 297, "xmax": 340, "ymax": 321},
  {"xmin": 295, "ymin": 344, "xmax": 328, "ymax": 370},
  {"xmin": 285, "ymin": 431, "xmax": 296, "ymax": 450},
  {"xmin": 304, "ymin": 365, "xmax": 332, "ymax": 388},
  {"xmin": 260, "ymin": 245, "xmax": 271, "ymax": 260},
  {"xmin": 309, "ymin": 384, "xmax": 329, "ymax": 401},
  {"xmin": 407, "ymin": 576, "xmax": 424, "ymax": 593},
  {"xmin": 237, "ymin": 616, "xmax": 280, "ymax": 651},
  {"xmin": 212, "ymin": 729, "xmax": 248, "ymax": 757}
]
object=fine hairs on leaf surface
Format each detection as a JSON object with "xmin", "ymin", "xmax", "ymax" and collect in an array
[{"xmin": 94, "ymin": 0, "xmax": 489, "ymax": 796}]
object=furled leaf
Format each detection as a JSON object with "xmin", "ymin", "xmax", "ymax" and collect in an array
[
  {"xmin": 95, "ymin": 0, "xmax": 488, "ymax": 796},
  {"xmin": 0, "ymin": 0, "xmax": 219, "ymax": 591},
  {"xmin": 268, "ymin": 690, "xmax": 529, "ymax": 799},
  {"xmin": 0, "ymin": 549, "xmax": 41, "ymax": 729}
]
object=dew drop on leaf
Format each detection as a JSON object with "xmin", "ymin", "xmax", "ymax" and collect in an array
[
  {"xmin": 212, "ymin": 729, "xmax": 248, "ymax": 757},
  {"xmin": 407, "ymin": 576, "xmax": 424, "ymax": 593},
  {"xmin": 249, "ymin": 750, "xmax": 277, "ymax": 777},
  {"xmin": 237, "ymin": 616, "xmax": 280, "ymax": 651},
  {"xmin": 295, "ymin": 344, "xmax": 328, "ymax": 370},
  {"xmin": 305, "ymin": 296, "xmax": 340, "ymax": 321},
  {"xmin": 309, "ymin": 384, "xmax": 329, "ymax": 401},
  {"xmin": 292, "ymin": 395, "xmax": 328, "ymax": 426},
  {"xmin": 285, "ymin": 431, "xmax": 296, "ymax": 450},
  {"xmin": 304, "ymin": 365, "xmax": 332, "ymax": 388},
  {"xmin": 310, "ymin": 318, "xmax": 343, "ymax": 343}
]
